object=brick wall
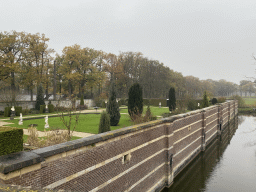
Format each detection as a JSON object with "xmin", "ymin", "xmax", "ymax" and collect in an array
[{"xmin": 0, "ymin": 100, "xmax": 238, "ymax": 192}]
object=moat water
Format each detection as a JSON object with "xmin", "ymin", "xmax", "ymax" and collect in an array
[{"xmin": 162, "ymin": 115, "xmax": 256, "ymax": 192}]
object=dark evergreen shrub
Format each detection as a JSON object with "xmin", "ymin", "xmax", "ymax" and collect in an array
[
  {"xmin": 169, "ymin": 87, "xmax": 176, "ymax": 111},
  {"xmin": 212, "ymin": 98, "xmax": 218, "ymax": 105},
  {"xmin": 98, "ymin": 111, "xmax": 111, "ymax": 133},
  {"xmin": 128, "ymin": 83, "xmax": 143, "ymax": 116},
  {"xmin": 35, "ymin": 84, "xmax": 45, "ymax": 110},
  {"xmin": 202, "ymin": 91, "xmax": 209, "ymax": 108},
  {"xmin": 106, "ymin": 82, "xmax": 120, "ymax": 126}
]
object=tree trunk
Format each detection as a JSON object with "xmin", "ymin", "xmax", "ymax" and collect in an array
[
  {"xmin": 30, "ymin": 89, "xmax": 33, "ymax": 101},
  {"xmin": 11, "ymin": 72, "xmax": 15, "ymax": 104},
  {"xmin": 53, "ymin": 60, "xmax": 56, "ymax": 100}
]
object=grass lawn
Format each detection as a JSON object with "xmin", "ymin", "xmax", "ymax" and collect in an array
[
  {"xmin": 120, "ymin": 106, "xmax": 170, "ymax": 116},
  {"xmin": 4, "ymin": 113, "xmax": 132, "ymax": 134},
  {"xmin": 243, "ymin": 97, "xmax": 256, "ymax": 105}
]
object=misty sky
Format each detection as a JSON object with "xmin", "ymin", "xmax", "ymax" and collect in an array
[{"xmin": 1, "ymin": 0, "xmax": 256, "ymax": 84}]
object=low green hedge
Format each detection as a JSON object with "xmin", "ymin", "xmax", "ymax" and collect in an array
[
  {"xmin": 4, "ymin": 106, "xmax": 22, "ymax": 117},
  {"xmin": 40, "ymin": 104, "xmax": 54, "ymax": 113},
  {"xmin": 48, "ymin": 104, "xmax": 54, "ymax": 113},
  {"xmin": 40, "ymin": 105, "xmax": 46, "ymax": 113},
  {"xmin": 4, "ymin": 107, "xmax": 11, "ymax": 117},
  {"xmin": 0, "ymin": 127, "xmax": 23, "ymax": 156}
]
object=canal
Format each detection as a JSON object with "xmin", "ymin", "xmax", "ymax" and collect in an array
[{"xmin": 162, "ymin": 115, "xmax": 256, "ymax": 192}]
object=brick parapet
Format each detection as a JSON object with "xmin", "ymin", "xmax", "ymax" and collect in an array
[{"xmin": 0, "ymin": 100, "xmax": 238, "ymax": 191}]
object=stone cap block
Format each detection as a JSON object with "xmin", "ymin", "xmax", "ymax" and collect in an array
[{"xmin": 0, "ymin": 151, "xmax": 42, "ymax": 174}]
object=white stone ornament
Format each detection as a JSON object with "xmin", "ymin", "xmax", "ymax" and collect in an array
[
  {"xmin": 11, "ymin": 106, "xmax": 15, "ymax": 111},
  {"xmin": 45, "ymin": 115, "xmax": 49, "ymax": 129},
  {"xmin": 19, "ymin": 113, "xmax": 23, "ymax": 125}
]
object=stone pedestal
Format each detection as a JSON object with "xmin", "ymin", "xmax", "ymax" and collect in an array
[
  {"xmin": 45, "ymin": 105, "xmax": 49, "ymax": 113},
  {"xmin": 10, "ymin": 106, "xmax": 15, "ymax": 120}
]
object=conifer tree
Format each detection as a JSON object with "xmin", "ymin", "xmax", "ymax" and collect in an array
[
  {"xmin": 169, "ymin": 87, "xmax": 176, "ymax": 111},
  {"xmin": 202, "ymin": 91, "xmax": 209, "ymax": 108},
  {"xmin": 35, "ymin": 84, "xmax": 45, "ymax": 110},
  {"xmin": 98, "ymin": 111, "xmax": 110, "ymax": 133},
  {"xmin": 106, "ymin": 81, "xmax": 120, "ymax": 126},
  {"xmin": 128, "ymin": 83, "xmax": 143, "ymax": 116}
]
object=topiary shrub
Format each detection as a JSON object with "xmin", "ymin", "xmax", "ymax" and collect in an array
[
  {"xmin": 212, "ymin": 98, "xmax": 218, "ymax": 105},
  {"xmin": 106, "ymin": 82, "xmax": 120, "ymax": 126},
  {"xmin": 202, "ymin": 91, "xmax": 209, "ymax": 108},
  {"xmin": 4, "ymin": 107, "xmax": 22, "ymax": 117},
  {"xmin": 15, "ymin": 106, "xmax": 22, "ymax": 116},
  {"xmin": 35, "ymin": 84, "xmax": 45, "ymax": 110},
  {"xmin": 0, "ymin": 127, "xmax": 23, "ymax": 156},
  {"xmin": 98, "ymin": 111, "xmax": 111, "ymax": 133},
  {"xmin": 4, "ymin": 107, "xmax": 11, "ymax": 117},
  {"xmin": 169, "ymin": 87, "xmax": 176, "ymax": 111},
  {"xmin": 40, "ymin": 105, "xmax": 46, "ymax": 114},
  {"xmin": 128, "ymin": 83, "xmax": 143, "ymax": 117},
  {"xmin": 48, "ymin": 104, "xmax": 55, "ymax": 113}
]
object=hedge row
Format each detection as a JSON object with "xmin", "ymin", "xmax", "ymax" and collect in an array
[
  {"xmin": 4, "ymin": 106, "xmax": 22, "ymax": 117},
  {"xmin": 40, "ymin": 104, "xmax": 54, "ymax": 113},
  {"xmin": 0, "ymin": 127, "xmax": 23, "ymax": 156}
]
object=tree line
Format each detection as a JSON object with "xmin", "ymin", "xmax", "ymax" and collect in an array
[{"xmin": 1, "ymin": 31, "xmax": 255, "ymax": 104}]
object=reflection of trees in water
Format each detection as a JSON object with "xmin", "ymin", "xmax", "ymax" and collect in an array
[{"xmin": 238, "ymin": 115, "xmax": 245, "ymax": 125}]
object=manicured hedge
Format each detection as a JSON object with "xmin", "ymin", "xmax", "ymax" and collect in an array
[
  {"xmin": 40, "ymin": 105, "xmax": 46, "ymax": 114},
  {"xmin": 4, "ymin": 107, "xmax": 11, "ymax": 117},
  {"xmin": 4, "ymin": 106, "xmax": 22, "ymax": 117},
  {"xmin": 40, "ymin": 104, "xmax": 54, "ymax": 113},
  {"xmin": 0, "ymin": 127, "xmax": 23, "ymax": 156},
  {"xmin": 15, "ymin": 106, "xmax": 22, "ymax": 116},
  {"xmin": 48, "ymin": 104, "xmax": 54, "ymax": 113}
]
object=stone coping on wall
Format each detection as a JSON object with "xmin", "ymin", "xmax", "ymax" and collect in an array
[{"xmin": 0, "ymin": 101, "xmax": 233, "ymax": 175}]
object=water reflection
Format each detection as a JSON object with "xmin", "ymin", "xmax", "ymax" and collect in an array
[{"xmin": 163, "ymin": 116, "xmax": 239, "ymax": 192}]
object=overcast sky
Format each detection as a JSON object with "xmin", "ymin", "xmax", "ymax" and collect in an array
[{"xmin": 1, "ymin": 0, "xmax": 256, "ymax": 84}]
